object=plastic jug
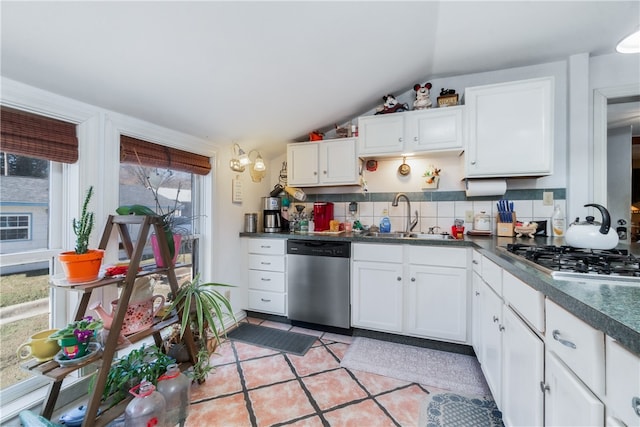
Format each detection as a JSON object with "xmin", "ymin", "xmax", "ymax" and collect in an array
[
  {"xmin": 124, "ymin": 381, "xmax": 166, "ymax": 427},
  {"xmin": 157, "ymin": 363, "xmax": 191, "ymax": 426}
]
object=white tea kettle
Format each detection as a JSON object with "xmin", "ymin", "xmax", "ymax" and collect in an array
[{"xmin": 564, "ymin": 203, "xmax": 619, "ymax": 250}]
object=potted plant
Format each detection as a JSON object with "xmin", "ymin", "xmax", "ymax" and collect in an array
[
  {"xmin": 48, "ymin": 316, "xmax": 103, "ymax": 360},
  {"xmin": 97, "ymin": 344, "xmax": 175, "ymax": 408},
  {"xmin": 58, "ymin": 186, "xmax": 105, "ymax": 283},
  {"xmin": 163, "ymin": 274, "xmax": 236, "ymax": 381},
  {"xmin": 117, "ymin": 167, "xmax": 190, "ymax": 267}
]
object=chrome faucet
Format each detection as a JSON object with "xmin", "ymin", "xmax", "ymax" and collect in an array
[{"xmin": 392, "ymin": 192, "xmax": 416, "ymax": 233}]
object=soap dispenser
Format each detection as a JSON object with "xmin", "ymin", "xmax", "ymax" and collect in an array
[{"xmin": 379, "ymin": 209, "xmax": 391, "ymax": 233}]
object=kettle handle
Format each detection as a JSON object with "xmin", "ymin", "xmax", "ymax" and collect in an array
[{"xmin": 584, "ymin": 203, "xmax": 611, "ymax": 235}]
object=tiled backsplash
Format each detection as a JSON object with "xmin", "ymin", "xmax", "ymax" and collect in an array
[{"xmin": 292, "ymin": 189, "xmax": 566, "ymax": 235}]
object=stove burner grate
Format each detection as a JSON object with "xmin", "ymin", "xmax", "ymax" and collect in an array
[{"xmin": 504, "ymin": 243, "xmax": 640, "ymax": 278}]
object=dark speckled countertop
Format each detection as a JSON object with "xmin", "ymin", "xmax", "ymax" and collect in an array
[{"xmin": 241, "ymin": 231, "xmax": 640, "ymax": 356}]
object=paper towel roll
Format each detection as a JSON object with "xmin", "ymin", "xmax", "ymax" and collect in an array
[{"xmin": 465, "ymin": 179, "xmax": 507, "ymax": 197}]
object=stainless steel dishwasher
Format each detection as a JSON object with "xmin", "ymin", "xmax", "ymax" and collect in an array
[{"xmin": 287, "ymin": 240, "xmax": 350, "ymax": 329}]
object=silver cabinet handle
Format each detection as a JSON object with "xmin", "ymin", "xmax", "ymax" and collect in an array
[
  {"xmin": 540, "ymin": 382, "xmax": 550, "ymax": 393},
  {"xmin": 632, "ymin": 396, "xmax": 640, "ymax": 417},
  {"xmin": 260, "ymin": 278, "xmax": 271, "ymax": 281},
  {"xmin": 397, "ymin": 276, "xmax": 402, "ymax": 281},
  {"xmin": 314, "ymin": 171, "xmax": 318, "ymax": 175},
  {"xmin": 471, "ymin": 161, "xmax": 476, "ymax": 165},
  {"xmin": 475, "ymin": 291, "xmax": 480, "ymax": 296},
  {"xmin": 398, "ymin": 137, "xmax": 403, "ymax": 142},
  {"xmin": 261, "ymin": 298, "xmax": 271, "ymax": 302},
  {"xmin": 499, "ymin": 325, "xmax": 505, "ymax": 332},
  {"xmin": 493, "ymin": 316, "xmax": 499, "ymax": 323},
  {"xmin": 411, "ymin": 277, "xmax": 416, "ymax": 282},
  {"xmin": 472, "ymin": 260, "xmax": 479, "ymax": 265},
  {"xmin": 323, "ymin": 170, "xmax": 327, "ymax": 175},
  {"xmin": 413, "ymin": 136, "xmax": 418, "ymax": 141},
  {"xmin": 260, "ymin": 245, "xmax": 271, "ymax": 249},
  {"xmin": 552, "ymin": 330, "xmax": 577, "ymax": 349},
  {"xmin": 260, "ymin": 262, "xmax": 271, "ymax": 265}
]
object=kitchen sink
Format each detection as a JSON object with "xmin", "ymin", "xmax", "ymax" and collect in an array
[
  {"xmin": 409, "ymin": 233, "xmax": 455, "ymax": 240},
  {"xmin": 361, "ymin": 231, "xmax": 455, "ymax": 240}
]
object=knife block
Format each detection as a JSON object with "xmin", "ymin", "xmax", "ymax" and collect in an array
[{"xmin": 496, "ymin": 213, "xmax": 517, "ymax": 237}]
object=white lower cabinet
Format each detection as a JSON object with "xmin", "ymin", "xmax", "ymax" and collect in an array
[
  {"xmin": 501, "ymin": 306, "xmax": 544, "ymax": 427},
  {"xmin": 351, "ymin": 260, "xmax": 403, "ymax": 332},
  {"xmin": 478, "ymin": 280, "xmax": 503, "ymax": 407},
  {"xmin": 545, "ymin": 350, "xmax": 604, "ymax": 426},
  {"xmin": 605, "ymin": 336, "xmax": 640, "ymax": 427},
  {"xmin": 246, "ymin": 238, "xmax": 287, "ymax": 315},
  {"xmin": 471, "ymin": 270, "xmax": 482, "ymax": 355},
  {"xmin": 351, "ymin": 243, "xmax": 469, "ymax": 342},
  {"xmin": 406, "ymin": 265, "xmax": 467, "ymax": 341}
]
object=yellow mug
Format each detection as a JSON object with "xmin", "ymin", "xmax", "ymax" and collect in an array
[{"xmin": 16, "ymin": 329, "xmax": 61, "ymax": 362}]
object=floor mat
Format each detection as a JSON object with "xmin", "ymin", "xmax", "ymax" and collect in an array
[
  {"xmin": 341, "ymin": 337, "xmax": 491, "ymax": 396},
  {"xmin": 419, "ymin": 392, "xmax": 504, "ymax": 427},
  {"xmin": 226, "ymin": 323, "xmax": 316, "ymax": 356}
]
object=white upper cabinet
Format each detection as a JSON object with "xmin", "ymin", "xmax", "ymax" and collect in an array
[
  {"xmin": 358, "ymin": 107, "xmax": 464, "ymax": 157},
  {"xmin": 287, "ymin": 137, "xmax": 359, "ymax": 187},
  {"xmin": 405, "ymin": 106, "xmax": 464, "ymax": 153},
  {"xmin": 464, "ymin": 77, "xmax": 554, "ymax": 178},
  {"xmin": 358, "ymin": 113, "xmax": 405, "ymax": 156}
]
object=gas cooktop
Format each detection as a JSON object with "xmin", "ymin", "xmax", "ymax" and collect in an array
[{"xmin": 498, "ymin": 243, "xmax": 640, "ymax": 284}]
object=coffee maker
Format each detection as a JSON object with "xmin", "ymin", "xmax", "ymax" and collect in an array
[
  {"xmin": 262, "ymin": 197, "xmax": 282, "ymax": 233},
  {"xmin": 313, "ymin": 202, "xmax": 334, "ymax": 231}
]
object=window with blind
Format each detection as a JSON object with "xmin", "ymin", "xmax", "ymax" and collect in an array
[
  {"xmin": 0, "ymin": 108, "xmax": 73, "ymax": 392},
  {"xmin": 118, "ymin": 134, "xmax": 210, "ymax": 295}
]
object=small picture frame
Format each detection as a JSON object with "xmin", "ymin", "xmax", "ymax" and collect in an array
[{"xmin": 232, "ymin": 177, "xmax": 243, "ymax": 203}]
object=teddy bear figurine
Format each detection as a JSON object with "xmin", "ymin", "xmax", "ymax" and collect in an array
[
  {"xmin": 413, "ymin": 83, "xmax": 433, "ymax": 110},
  {"xmin": 375, "ymin": 94, "xmax": 409, "ymax": 115}
]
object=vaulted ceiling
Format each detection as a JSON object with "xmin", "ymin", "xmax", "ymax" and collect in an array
[{"xmin": 2, "ymin": 1, "xmax": 639, "ymax": 154}]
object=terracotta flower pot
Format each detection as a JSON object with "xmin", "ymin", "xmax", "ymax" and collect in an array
[{"xmin": 59, "ymin": 249, "xmax": 104, "ymax": 283}]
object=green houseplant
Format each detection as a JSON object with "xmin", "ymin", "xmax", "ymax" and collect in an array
[
  {"xmin": 164, "ymin": 274, "xmax": 236, "ymax": 382},
  {"xmin": 97, "ymin": 344, "xmax": 175, "ymax": 408},
  {"xmin": 48, "ymin": 316, "xmax": 103, "ymax": 360},
  {"xmin": 58, "ymin": 186, "xmax": 105, "ymax": 283}
]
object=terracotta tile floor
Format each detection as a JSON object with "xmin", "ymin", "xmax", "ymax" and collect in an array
[{"xmin": 186, "ymin": 317, "xmax": 439, "ymax": 427}]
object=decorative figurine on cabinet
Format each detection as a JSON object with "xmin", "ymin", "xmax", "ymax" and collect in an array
[
  {"xmin": 413, "ymin": 82, "xmax": 433, "ymax": 110},
  {"xmin": 437, "ymin": 88, "xmax": 459, "ymax": 107},
  {"xmin": 375, "ymin": 94, "xmax": 408, "ymax": 114}
]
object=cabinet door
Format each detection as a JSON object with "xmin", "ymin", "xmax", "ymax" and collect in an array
[
  {"xmin": 405, "ymin": 107, "xmax": 464, "ymax": 153},
  {"xmin": 465, "ymin": 77, "xmax": 553, "ymax": 177},
  {"xmin": 471, "ymin": 271, "xmax": 482, "ymax": 355},
  {"xmin": 479, "ymin": 280, "xmax": 503, "ymax": 407},
  {"xmin": 502, "ymin": 307, "xmax": 544, "ymax": 427},
  {"xmin": 351, "ymin": 261, "xmax": 403, "ymax": 333},
  {"xmin": 357, "ymin": 114, "xmax": 405, "ymax": 156},
  {"xmin": 406, "ymin": 265, "xmax": 467, "ymax": 342},
  {"xmin": 287, "ymin": 143, "xmax": 319, "ymax": 186},
  {"xmin": 545, "ymin": 350, "xmax": 604, "ymax": 427},
  {"xmin": 320, "ymin": 138, "xmax": 359, "ymax": 185},
  {"xmin": 605, "ymin": 336, "xmax": 640, "ymax": 427}
]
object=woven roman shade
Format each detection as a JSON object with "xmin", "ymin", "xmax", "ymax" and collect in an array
[
  {"xmin": 120, "ymin": 135, "xmax": 211, "ymax": 175},
  {"xmin": 0, "ymin": 106, "xmax": 78, "ymax": 163}
]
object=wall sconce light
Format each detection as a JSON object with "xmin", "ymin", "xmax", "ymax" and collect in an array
[{"xmin": 229, "ymin": 143, "xmax": 267, "ymax": 181}]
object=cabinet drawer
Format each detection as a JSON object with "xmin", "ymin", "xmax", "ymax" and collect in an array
[
  {"xmin": 408, "ymin": 246, "xmax": 467, "ymax": 268},
  {"xmin": 503, "ymin": 270, "xmax": 544, "ymax": 333},
  {"xmin": 248, "ymin": 239, "xmax": 285, "ymax": 255},
  {"xmin": 481, "ymin": 256, "xmax": 502, "ymax": 295},
  {"xmin": 546, "ymin": 299, "xmax": 605, "ymax": 397},
  {"xmin": 248, "ymin": 290, "xmax": 286, "ymax": 315},
  {"xmin": 249, "ymin": 270, "xmax": 285, "ymax": 292},
  {"xmin": 249, "ymin": 254, "xmax": 285, "ymax": 272},
  {"xmin": 353, "ymin": 243, "xmax": 403, "ymax": 263}
]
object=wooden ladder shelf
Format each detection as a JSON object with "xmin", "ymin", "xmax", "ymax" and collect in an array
[{"xmin": 24, "ymin": 215, "xmax": 199, "ymax": 427}]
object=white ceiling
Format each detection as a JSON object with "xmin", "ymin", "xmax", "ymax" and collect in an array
[{"xmin": 2, "ymin": 1, "xmax": 639, "ymax": 154}]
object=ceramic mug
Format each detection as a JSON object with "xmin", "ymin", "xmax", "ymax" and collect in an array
[{"xmin": 17, "ymin": 329, "xmax": 61, "ymax": 362}]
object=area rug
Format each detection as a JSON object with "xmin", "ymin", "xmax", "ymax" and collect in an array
[
  {"xmin": 226, "ymin": 323, "xmax": 316, "ymax": 356},
  {"xmin": 419, "ymin": 392, "xmax": 503, "ymax": 427},
  {"xmin": 340, "ymin": 337, "xmax": 491, "ymax": 396}
]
